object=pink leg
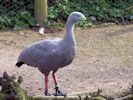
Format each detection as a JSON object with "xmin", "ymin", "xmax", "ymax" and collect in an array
[
  {"xmin": 45, "ymin": 75, "xmax": 48, "ymax": 93},
  {"xmin": 44, "ymin": 75, "xmax": 50, "ymax": 95},
  {"xmin": 52, "ymin": 71, "xmax": 57, "ymax": 86},
  {"xmin": 52, "ymin": 70, "xmax": 66, "ymax": 96}
]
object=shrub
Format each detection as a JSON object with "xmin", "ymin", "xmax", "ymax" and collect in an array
[
  {"xmin": 0, "ymin": 0, "xmax": 35, "ymax": 30},
  {"xmin": 0, "ymin": 0, "xmax": 132, "ymax": 30},
  {"xmin": 48, "ymin": 0, "xmax": 133, "ymax": 27}
]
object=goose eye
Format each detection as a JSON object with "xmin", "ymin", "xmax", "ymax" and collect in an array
[{"xmin": 77, "ymin": 15, "xmax": 80, "ymax": 17}]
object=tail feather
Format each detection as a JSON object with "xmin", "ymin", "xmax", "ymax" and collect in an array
[{"xmin": 16, "ymin": 62, "xmax": 24, "ymax": 67}]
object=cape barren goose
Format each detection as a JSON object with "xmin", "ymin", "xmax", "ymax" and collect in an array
[{"xmin": 16, "ymin": 11, "xmax": 86, "ymax": 96}]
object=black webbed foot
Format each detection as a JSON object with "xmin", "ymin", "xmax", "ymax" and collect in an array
[
  {"xmin": 44, "ymin": 91, "xmax": 51, "ymax": 96},
  {"xmin": 53, "ymin": 86, "xmax": 66, "ymax": 96}
]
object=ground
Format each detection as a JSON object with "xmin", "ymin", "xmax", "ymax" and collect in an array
[{"xmin": 0, "ymin": 24, "xmax": 133, "ymax": 97}]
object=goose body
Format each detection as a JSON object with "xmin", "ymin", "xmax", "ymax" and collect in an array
[
  {"xmin": 17, "ymin": 37, "xmax": 75, "ymax": 75},
  {"xmin": 16, "ymin": 11, "xmax": 86, "ymax": 96}
]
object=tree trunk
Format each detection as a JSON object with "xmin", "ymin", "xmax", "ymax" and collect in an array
[{"xmin": 34, "ymin": 0, "xmax": 48, "ymax": 28}]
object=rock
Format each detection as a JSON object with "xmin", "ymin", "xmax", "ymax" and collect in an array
[
  {"xmin": 18, "ymin": 31, "xmax": 27, "ymax": 37},
  {"xmin": 39, "ymin": 27, "xmax": 45, "ymax": 34},
  {"xmin": 90, "ymin": 16, "xmax": 97, "ymax": 23},
  {"xmin": 130, "ymin": 15, "xmax": 133, "ymax": 21}
]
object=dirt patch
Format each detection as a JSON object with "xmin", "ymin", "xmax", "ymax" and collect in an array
[{"xmin": 0, "ymin": 24, "xmax": 133, "ymax": 97}]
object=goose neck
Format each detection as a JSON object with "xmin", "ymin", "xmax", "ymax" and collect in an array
[
  {"xmin": 66, "ymin": 21, "xmax": 74, "ymax": 33},
  {"xmin": 63, "ymin": 19, "xmax": 76, "ymax": 45}
]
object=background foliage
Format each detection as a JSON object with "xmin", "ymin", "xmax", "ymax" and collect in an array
[
  {"xmin": 0, "ymin": 0, "xmax": 132, "ymax": 30},
  {"xmin": 48, "ymin": 0, "xmax": 133, "ymax": 27},
  {"xmin": 0, "ymin": 0, "xmax": 35, "ymax": 30}
]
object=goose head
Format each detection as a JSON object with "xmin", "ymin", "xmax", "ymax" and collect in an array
[{"xmin": 67, "ymin": 11, "xmax": 86, "ymax": 23}]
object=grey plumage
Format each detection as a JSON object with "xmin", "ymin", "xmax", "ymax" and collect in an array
[
  {"xmin": 17, "ymin": 38, "xmax": 75, "ymax": 75},
  {"xmin": 16, "ymin": 11, "xmax": 86, "ymax": 95}
]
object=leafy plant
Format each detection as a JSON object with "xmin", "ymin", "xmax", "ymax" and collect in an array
[
  {"xmin": 11, "ymin": 11, "xmax": 36, "ymax": 30},
  {"xmin": 77, "ymin": 20, "xmax": 93, "ymax": 28},
  {"xmin": 48, "ymin": 0, "xmax": 133, "ymax": 27},
  {"xmin": 0, "ymin": 16, "xmax": 11, "ymax": 30},
  {"xmin": 0, "ymin": 0, "xmax": 35, "ymax": 30}
]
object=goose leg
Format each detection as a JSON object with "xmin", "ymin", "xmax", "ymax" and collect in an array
[
  {"xmin": 44, "ymin": 75, "xmax": 51, "ymax": 96},
  {"xmin": 52, "ymin": 70, "xmax": 66, "ymax": 96}
]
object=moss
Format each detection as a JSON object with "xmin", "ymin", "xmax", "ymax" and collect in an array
[
  {"xmin": 12, "ymin": 82, "xmax": 29, "ymax": 100},
  {"xmin": 0, "ymin": 71, "xmax": 29, "ymax": 100},
  {"xmin": 0, "ymin": 93, "xmax": 7, "ymax": 100}
]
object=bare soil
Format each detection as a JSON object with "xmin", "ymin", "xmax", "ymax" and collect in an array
[{"xmin": 0, "ymin": 24, "xmax": 133, "ymax": 97}]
